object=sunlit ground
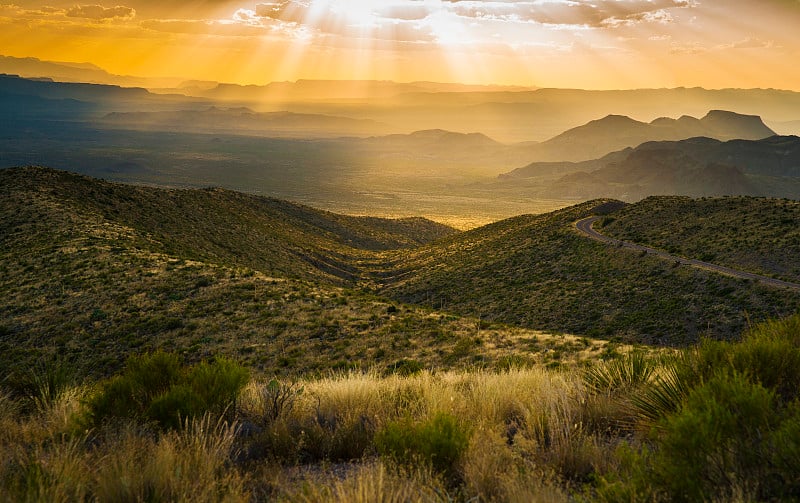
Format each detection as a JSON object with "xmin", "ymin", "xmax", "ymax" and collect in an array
[{"xmin": 304, "ymin": 192, "xmax": 577, "ymax": 230}]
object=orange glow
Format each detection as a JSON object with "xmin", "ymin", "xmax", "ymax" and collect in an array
[{"xmin": 1, "ymin": 1, "xmax": 799, "ymax": 90}]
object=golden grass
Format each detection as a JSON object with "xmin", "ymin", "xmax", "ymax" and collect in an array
[{"xmin": 0, "ymin": 365, "xmax": 656, "ymax": 502}]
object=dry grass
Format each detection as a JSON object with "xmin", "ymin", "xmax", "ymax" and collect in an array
[{"xmin": 0, "ymin": 365, "xmax": 638, "ymax": 502}]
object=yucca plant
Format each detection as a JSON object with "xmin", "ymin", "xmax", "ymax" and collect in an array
[
  {"xmin": 583, "ymin": 351, "xmax": 657, "ymax": 394},
  {"xmin": 629, "ymin": 362, "xmax": 691, "ymax": 426},
  {"xmin": 10, "ymin": 357, "xmax": 76, "ymax": 413}
]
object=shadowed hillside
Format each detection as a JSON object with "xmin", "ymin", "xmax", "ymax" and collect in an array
[
  {"xmin": 1, "ymin": 167, "xmax": 455, "ymax": 283},
  {"xmin": 497, "ymin": 135, "xmax": 800, "ymax": 200}
]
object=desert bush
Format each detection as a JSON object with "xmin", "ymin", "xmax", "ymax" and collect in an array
[
  {"xmin": 186, "ymin": 357, "xmax": 249, "ymax": 415},
  {"xmin": 375, "ymin": 412, "xmax": 469, "ymax": 479},
  {"xmin": 256, "ymin": 378, "xmax": 304, "ymax": 424},
  {"xmin": 631, "ymin": 314, "xmax": 800, "ymax": 427},
  {"xmin": 648, "ymin": 371, "xmax": 776, "ymax": 502},
  {"xmin": 386, "ymin": 359, "xmax": 423, "ymax": 376},
  {"xmin": 462, "ymin": 429, "xmax": 568, "ymax": 502},
  {"xmin": 629, "ymin": 359, "xmax": 692, "ymax": 426},
  {"xmin": 87, "ymin": 352, "xmax": 248, "ymax": 429},
  {"xmin": 729, "ymin": 319, "xmax": 800, "ymax": 402},
  {"xmin": 769, "ymin": 403, "xmax": 800, "ymax": 497},
  {"xmin": 146, "ymin": 384, "xmax": 206, "ymax": 429},
  {"xmin": 91, "ymin": 414, "xmax": 246, "ymax": 503}
]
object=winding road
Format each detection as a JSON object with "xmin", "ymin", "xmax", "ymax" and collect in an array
[{"xmin": 575, "ymin": 216, "xmax": 800, "ymax": 292}]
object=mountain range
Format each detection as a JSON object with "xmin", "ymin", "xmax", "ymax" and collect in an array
[
  {"xmin": 522, "ymin": 110, "xmax": 775, "ymax": 162},
  {"xmin": 498, "ymin": 134, "xmax": 800, "ymax": 200},
  {"xmin": 4, "ymin": 73, "xmax": 800, "ymax": 226}
]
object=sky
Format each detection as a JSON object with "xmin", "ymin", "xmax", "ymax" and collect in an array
[{"xmin": 1, "ymin": 0, "xmax": 799, "ymax": 89}]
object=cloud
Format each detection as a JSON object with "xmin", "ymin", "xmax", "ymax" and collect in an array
[
  {"xmin": 140, "ymin": 18, "xmax": 277, "ymax": 37},
  {"xmin": 231, "ymin": 0, "xmax": 698, "ymax": 47},
  {"xmin": 439, "ymin": 0, "xmax": 692, "ymax": 27},
  {"xmin": 669, "ymin": 36, "xmax": 779, "ymax": 56},
  {"xmin": 66, "ymin": 4, "xmax": 136, "ymax": 20},
  {"xmin": 718, "ymin": 36, "xmax": 776, "ymax": 50},
  {"xmin": 669, "ymin": 42, "xmax": 707, "ymax": 55}
]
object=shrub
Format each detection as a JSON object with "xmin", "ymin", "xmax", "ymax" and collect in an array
[
  {"xmin": 87, "ymin": 353, "xmax": 248, "ymax": 429},
  {"xmin": 649, "ymin": 372, "xmax": 776, "ymax": 502},
  {"xmin": 186, "ymin": 358, "xmax": 249, "ymax": 416},
  {"xmin": 375, "ymin": 412, "xmax": 469, "ymax": 479},
  {"xmin": 770, "ymin": 404, "xmax": 800, "ymax": 497},
  {"xmin": 147, "ymin": 385, "xmax": 205, "ymax": 429},
  {"xmin": 629, "ymin": 361, "xmax": 690, "ymax": 426},
  {"xmin": 386, "ymin": 359, "xmax": 423, "ymax": 376},
  {"xmin": 258, "ymin": 378, "xmax": 304, "ymax": 424}
]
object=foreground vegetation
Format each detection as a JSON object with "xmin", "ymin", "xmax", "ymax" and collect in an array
[{"xmin": 2, "ymin": 314, "xmax": 800, "ymax": 501}]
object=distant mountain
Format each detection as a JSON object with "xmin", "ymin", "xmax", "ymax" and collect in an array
[
  {"xmin": 101, "ymin": 107, "xmax": 391, "ymax": 138},
  {"xmin": 364, "ymin": 129, "xmax": 502, "ymax": 150},
  {"xmin": 175, "ymin": 79, "xmax": 536, "ymax": 102},
  {"xmin": 0, "ymin": 73, "xmax": 150, "ymax": 103},
  {"xmin": 584, "ymin": 148, "xmax": 757, "ymax": 199},
  {"xmin": 497, "ymin": 135, "xmax": 800, "ymax": 200},
  {"xmin": 768, "ymin": 119, "xmax": 800, "ymax": 136},
  {"xmin": 0, "ymin": 74, "xmax": 199, "ymax": 118},
  {"xmin": 0, "ymin": 55, "xmax": 183, "ymax": 88},
  {"xmin": 522, "ymin": 110, "xmax": 775, "ymax": 162}
]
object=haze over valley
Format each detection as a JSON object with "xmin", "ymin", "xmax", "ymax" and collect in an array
[{"xmin": 4, "ymin": 71, "xmax": 800, "ymax": 227}]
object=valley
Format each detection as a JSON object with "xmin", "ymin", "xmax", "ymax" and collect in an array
[{"xmin": 3, "ymin": 167, "xmax": 799, "ymax": 379}]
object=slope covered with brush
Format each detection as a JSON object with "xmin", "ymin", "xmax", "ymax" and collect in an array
[
  {"xmin": 600, "ymin": 196, "xmax": 800, "ymax": 283},
  {"xmin": 1, "ymin": 167, "xmax": 455, "ymax": 283},
  {"xmin": 375, "ymin": 201, "xmax": 800, "ymax": 344},
  {"xmin": 2, "ymin": 167, "xmax": 592, "ymax": 378}
]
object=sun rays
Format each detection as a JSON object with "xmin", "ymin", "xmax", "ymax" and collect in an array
[{"xmin": 0, "ymin": 0, "xmax": 798, "ymax": 89}]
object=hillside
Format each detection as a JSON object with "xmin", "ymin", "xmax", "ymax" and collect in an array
[
  {"xmin": 3, "ymin": 167, "xmax": 800, "ymax": 381},
  {"xmin": 600, "ymin": 196, "xmax": 800, "ymax": 283},
  {"xmin": 374, "ymin": 201, "xmax": 800, "ymax": 343},
  {"xmin": 1, "ymin": 167, "xmax": 455, "ymax": 283},
  {"xmin": 2, "ymin": 167, "xmax": 600, "ymax": 378}
]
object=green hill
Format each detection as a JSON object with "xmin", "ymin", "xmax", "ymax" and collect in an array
[
  {"xmin": 0, "ymin": 167, "xmax": 477, "ymax": 376},
  {"xmin": 3, "ymin": 167, "xmax": 609, "ymax": 378},
  {"xmin": 600, "ymin": 196, "xmax": 800, "ymax": 283},
  {"xmin": 1, "ymin": 166, "xmax": 455, "ymax": 283},
  {"xmin": 374, "ymin": 201, "xmax": 800, "ymax": 344}
]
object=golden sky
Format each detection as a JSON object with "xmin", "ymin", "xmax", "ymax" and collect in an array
[{"xmin": 1, "ymin": 0, "xmax": 799, "ymax": 89}]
